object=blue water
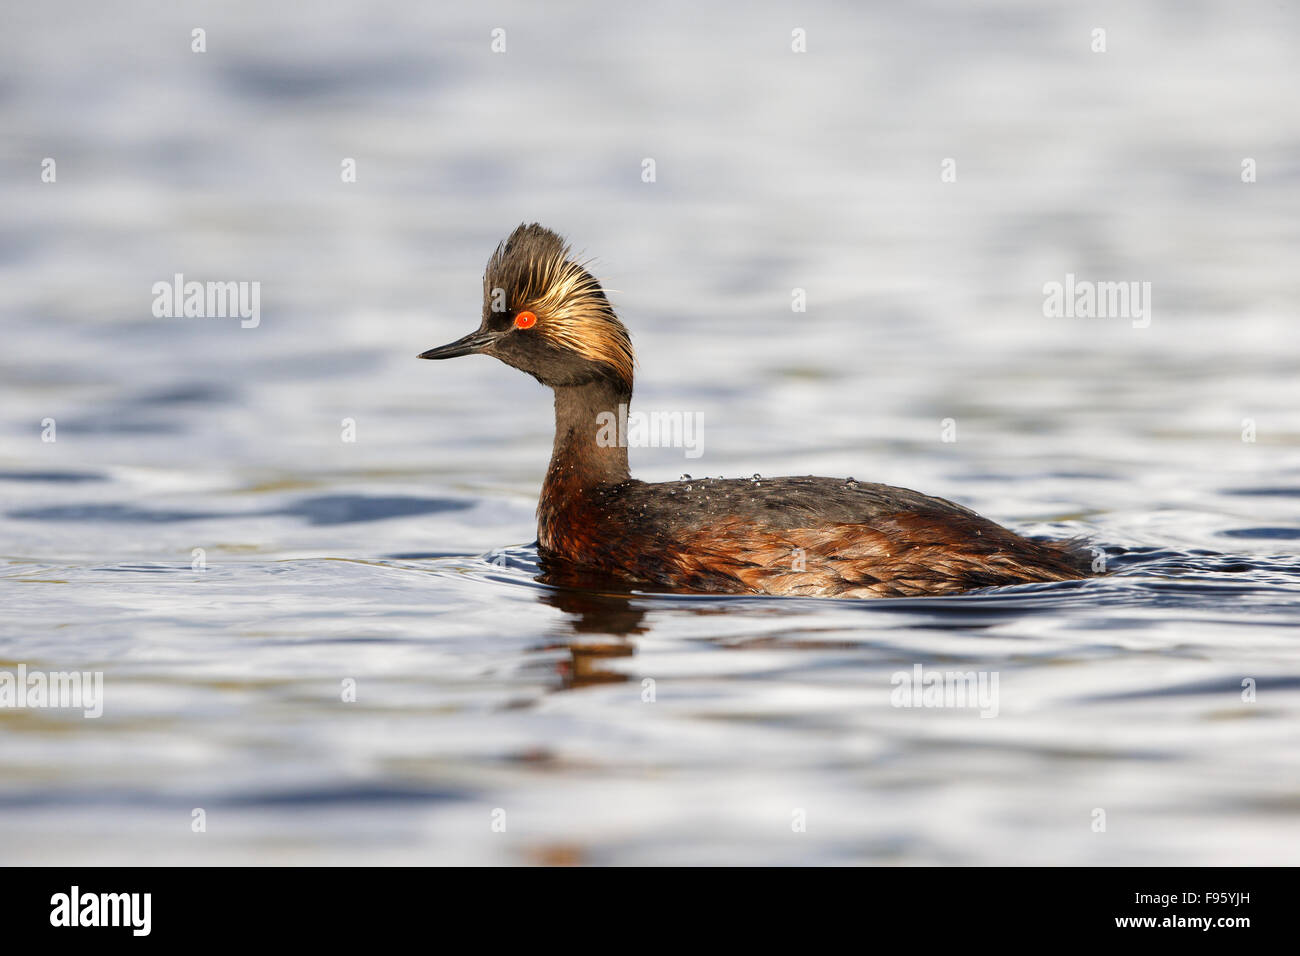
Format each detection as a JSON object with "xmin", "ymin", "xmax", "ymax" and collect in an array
[{"xmin": 1, "ymin": 1, "xmax": 1299, "ymax": 864}]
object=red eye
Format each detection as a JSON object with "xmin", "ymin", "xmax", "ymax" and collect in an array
[{"xmin": 514, "ymin": 311, "xmax": 537, "ymax": 329}]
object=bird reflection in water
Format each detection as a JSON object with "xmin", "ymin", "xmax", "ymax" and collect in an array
[{"xmin": 534, "ymin": 579, "xmax": 647, "ymax": 690}]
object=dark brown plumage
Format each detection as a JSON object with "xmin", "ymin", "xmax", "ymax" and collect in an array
[{"xmin": 420, "ymin": 223, "xmax": 1094, "ymax": 598}]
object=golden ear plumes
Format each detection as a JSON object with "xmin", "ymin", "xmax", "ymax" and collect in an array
[{"xmin": 484, "ymin": 223, "xmax": 636, "ymax": 391}]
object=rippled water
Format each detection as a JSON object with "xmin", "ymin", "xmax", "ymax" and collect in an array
[{"xmin": 2, "ymin": 1, "xmax": 1299, "ymax": 864}]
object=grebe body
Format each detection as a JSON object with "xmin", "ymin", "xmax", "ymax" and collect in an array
[{"xmin": 421, "ymin": 224, "xmax": 1091, "ymax": 598}]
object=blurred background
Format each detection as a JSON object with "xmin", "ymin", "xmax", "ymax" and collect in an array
[{"xmin": 0, "ymin": 0, "xmax": 1298, "ymax": 864}]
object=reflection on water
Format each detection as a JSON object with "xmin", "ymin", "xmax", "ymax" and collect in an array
[
  {"xmin": 2, "ymin": 0, "xmax": 1300, "ymax": 864},
  {"xmin": 541, "ymin": 587, "xmax": 651, "ymax": 639}
]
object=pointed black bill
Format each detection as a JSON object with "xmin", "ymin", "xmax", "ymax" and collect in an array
[{"xmin": 418, "ymin": 329, "xmax": 496, "ymax": 360}]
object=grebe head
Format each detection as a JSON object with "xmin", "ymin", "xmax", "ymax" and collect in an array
[{"xmin": 419, "ymin": 223, "xmax": 634, "ymax": 393}]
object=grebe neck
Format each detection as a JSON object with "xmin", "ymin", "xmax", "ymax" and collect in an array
[{"xmin": 545, "ymin": 377, "xmax": 632, "ymax": 490}]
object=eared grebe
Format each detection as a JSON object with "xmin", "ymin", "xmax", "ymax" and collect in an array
[{"xmin": 420, "ymin": 223, "xmax": 1092, "ymax": 598}]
